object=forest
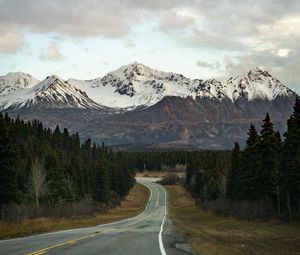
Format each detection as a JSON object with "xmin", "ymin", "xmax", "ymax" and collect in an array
[
  {"xmin": 0, "ymin": 98, "xmax": 298, "ymax": 222},
  {"xmin": 0, "ymin": 113, "xmax": 135, "ymax": 221},
  {"xmin": 186, "ymin": 98, "xmax": 300, "ymax": 219}
]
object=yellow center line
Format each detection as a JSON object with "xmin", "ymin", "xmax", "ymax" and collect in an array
[
  {"xmin": 33, "ymin": 252, "xmax": 46, "ymax": 255},
  {"xmin": 26, "ymin": 215, "xmax": 151, "ymax": 255},
  {"xmin": 27, "ymin": 184, "xmax": 158, "ymax": 255},
  {"xmin": 26, "ymin": 231, "xmax": 105, "ymax": 255}
]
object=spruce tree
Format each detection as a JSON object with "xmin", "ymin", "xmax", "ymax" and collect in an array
[
  {"xmin": 226, "ymin": 142, "xmax": 240, "ymax": 200},
  {"xmin": 280, "ymin": 98, "xmax": 300, "ymax": 214},
  {"xmin": 238, "ymin": 124, "xmax": 261, "ymax": 200},
  {"xmin": 0, "ymin": 116, "xmax": 19, "ymax": 205},
  {"xmin": 92, "ymin": 161, "xmax": 110, "ymax": 203},
  {"xmin": 258, "ymin": 113, "xmax": 279, "ymax": 199}
]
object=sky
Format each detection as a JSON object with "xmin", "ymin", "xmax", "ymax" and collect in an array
[{"xmin": 0, "ymin": 0, "xmax": 300, "ymax": 93}]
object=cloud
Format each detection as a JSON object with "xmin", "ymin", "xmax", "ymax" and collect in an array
[
  {"xmin": 155, "ymin": 1, "xmax": 300, "ymax": 53},
  {"xmin": 0, "ymin": 0, "xmax": 139, "ymax": 39},
  {"xmin": 196, "ymin": 60, "xmax": 220, "ymax": 69},
  {"xmin": 0, "ymin": 0, "xmax": 299, "ymax": 92},
  {"xmin": 0, "ymin": 25, "xmax": 23, "ymax": 53},
  {"xmin": 159, "ymin": 11, "xmax": 195, "ymax": 34},
  {"xmin": 40, "ymin": 42, "xmax": 62, "ymax": 60}
]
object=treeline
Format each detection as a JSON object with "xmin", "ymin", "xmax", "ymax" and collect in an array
[
  {"xmin": 0, "ymin": 113, "xmax": 135, "ymax": 220},
  {"xmin": 122, "ymin": 150, "xmax": 190, "ymax": 171},
  {"xmin": 185, "ymin": 151, "xmax": 230, "ymax": 200},
  {"xmin": 186, "ymin": 98, "xmax": 300, "ymax": 219}
]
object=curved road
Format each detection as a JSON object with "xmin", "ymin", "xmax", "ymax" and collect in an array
[{"xmin": 0, "ymin": 178, "xmax": 192, "ymax": 255}]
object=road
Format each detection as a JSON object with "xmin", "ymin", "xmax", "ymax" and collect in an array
[{"xmin": 0, "ymin": 178, "xmax": 192, "ymax": 255}]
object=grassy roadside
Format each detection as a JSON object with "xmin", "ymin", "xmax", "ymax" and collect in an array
[
  {"xmin": 165, "ymin": 185, "xmax": 300, "ymax": 255},
  {"xmin": 0, "ymin": 183, "xmax": 150, "ymax": 240}
]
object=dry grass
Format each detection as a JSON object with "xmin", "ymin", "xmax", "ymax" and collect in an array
[
  {"xmin": 165, "ymin": 185, "xmax": 300, "ymax": 255},
  {"xmin": 0, "ymin": 183, "xmax": 150, "ymax": 240}
]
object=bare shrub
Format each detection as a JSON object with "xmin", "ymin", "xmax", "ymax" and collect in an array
[
  {"xmin": 0, "ymin": 203, "xmax": 26, "ymax": 223},
  {"xmin": 160, "ymin": 173, "xmax": 181, "ymax": 185},
  {"xmin": 198, "ymin": 198, "xmax": 276, "ymax": 220}
]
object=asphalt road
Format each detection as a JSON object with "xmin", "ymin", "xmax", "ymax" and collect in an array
[{"xmin": 0, "ymin": 178, "xmax": 193, "ymax": 255}]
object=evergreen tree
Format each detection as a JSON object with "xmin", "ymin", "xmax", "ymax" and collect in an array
[
  {"xmin": 238, "ymin": 124, "xmax": 261, "ymax": 200},
  {"xmin": 92, "ymin": 161, "xmax": 110, "ymax": 203},
  {"xmin": 226, "ymin": 142, "xmax": 240, "ymax": 199},
  {"xmin": 258, "ymin": 113, "xmax": 281, "ymax": 204},
  {"xmin": 195, "ymin": 171, "xmax": 205, "ymax": 201},
  {"xmin": 0, "ymin": 115, "xmax": 20, "ymax": 205},
  {"xmin": 280, "ymin": 98, "xmax": 300, "ymax": 214}
]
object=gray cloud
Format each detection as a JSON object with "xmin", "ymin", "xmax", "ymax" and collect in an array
[
  {"xmin": 196, "ymin": 60, "xmax": 220, "ymax": 69},
  {"xmin": 0, "ymin": 0, "xmax": 299, "ymax": 92},
  {"xmin": 0, "ymin": 0, "xmax": 138, "ymax": 38},
  {"xmin": 159, "ymin": 11, "xmax": 195, "ymax": 34},
  {"xmin": 196, "ymin": 60, "xmax": 213, "ymax": 68}
]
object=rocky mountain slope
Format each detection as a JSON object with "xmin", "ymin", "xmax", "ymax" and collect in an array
[
  {"xmin": 0, "ymin": 74, "xmax": 104, "ymax": 110},
  {"xmin": 0, "ymin": 64, "xmax": 297, "ymax": 149},
  {"xmin": 69, "ymin": 63, "xmax": 295, "ymax": 109}
]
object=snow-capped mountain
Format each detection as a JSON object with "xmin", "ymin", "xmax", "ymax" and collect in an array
[
  {"xmin": 0, "ymin": 74, "xmax": 102, "ymax": 109},
  {"xmin": 1, "ymin": 63, "xmax": 297, "ymax": 149},
  {"xmin": 0, "ymin": 63, "xmax": 296, "ymax": 111},
  {"xmin": 225, "ymin": 68, "xmax": 294, "ymax": 101},
  {"xmin": 69, "ymin": 62, "xmax": 295, "ymax": 109},
  {"xmin": 69, "ymin": 62, "xmax": 200, "ymax": 109},
  {"xmin": 0, "ymin": 72, "xmax": 39, "ymax": 96}
]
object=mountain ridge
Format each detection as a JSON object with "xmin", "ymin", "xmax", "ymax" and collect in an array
[
  {"xmin": 0, "ymin": 63, "xmax": 296, "ymax": 110},
  {"xmin": 0, "ymin": 74, "xmax": 105, "ymax": 110},
  {"xmin": 1, "ymin": 63, "xmax": 297, "ymax": 149}
]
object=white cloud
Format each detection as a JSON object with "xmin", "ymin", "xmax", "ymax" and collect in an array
[
  {"xmin": 276, "ymin": 49, "xmax": 291, "ymax": 58},
  {"xmin": 0, "ymin": 25, "xmax": 23, "ymax": 53},
  {"xmin": 40, "ymin": 42, "xmax": 62, "ymax": 60}
]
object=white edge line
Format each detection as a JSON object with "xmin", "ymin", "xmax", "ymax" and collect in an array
[
  {"xmin": 158, "ymin": 184, "xmax": 167, "ymax": 255},
  {"xmin": 0, "ymin": 180, "xmax": 153, "ymax": 243}
]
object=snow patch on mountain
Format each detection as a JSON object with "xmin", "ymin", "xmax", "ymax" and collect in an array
[
  {"xmin": 0, "ymin": 74, "xmax": 102, "ymax": 109},
  {"xmin": 69, "ymin": 63, "xmax": 295, "ymax": 109},
  {"xmin": 225, "ymin": 68, "xmax": 294, "ymax": 101},
  {"xmin": 0, "ymin": 72, "xmax": 39, "ymax": 96},
  {"xmin": 69, "ymin": 62, "xmax": 201, "ymax": 109},
  {"xmin": 0, "ymin": 64, "xmax": 296, "ymax": 110}
]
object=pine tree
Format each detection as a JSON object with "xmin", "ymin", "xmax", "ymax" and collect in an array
[
  {"xmin": 195, "ymin": 171, "xmax": 205, "ymax": 201},
  {"xmin": 226, "ymin": 142, "xmax": 240, "ymax": 199},
  {"xmin": 258, "ymin": 113, "xmax": 279, "ymax": 198},
  {"xmin": 0, "ymin": 115, "xmax": 20, "ymax": 205},
  {"xmin": 280, "ymin": 98, "xmax": 300, "ymax": 215},
  {"xmin": 92, "ymin": 161, "xmax": 110, "ymax": 203},
  {"xmin": 238, "ymin": 124, "xmax": 261, "ymax": 200}
]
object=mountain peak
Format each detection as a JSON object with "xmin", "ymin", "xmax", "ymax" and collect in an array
[
  {"xmin": 113, "ymin": 62, "xmax": 156, "ymax": 79},
  {"xmin": 1, "ymin": 72, "xmax": 39, "ymax": 88},
  {"xmin": 247, "ymin": 67, "xmax": 272, "ymax": 80},
  {"xmin": 0, "ymin": 72, "xmax": 39, "ymax": 99},
  {"xmin": 226, "ymin": 67, "xmax": 295, "ymax": 101},
  {"xmin": 1, "ymin": 64, "xmax": 297, "ymax": 111}
]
